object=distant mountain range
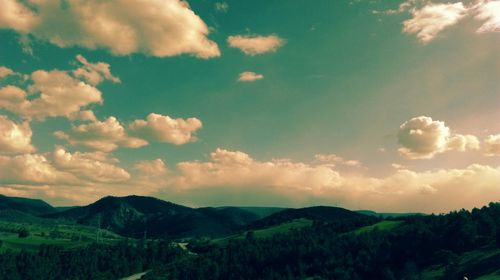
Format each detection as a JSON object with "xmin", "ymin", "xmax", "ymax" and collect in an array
[
  {"xmin": 0, "ymin": 194, "xmax": 421, "ymax": 239},
  {"xmin": 42, "ymin": 196, "xmax": 289, "ymax": 238}
]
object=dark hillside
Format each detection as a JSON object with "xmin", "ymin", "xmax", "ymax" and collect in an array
[
  {"xmin": 0, "ymin": 195, "xmax": 56, "ymax": 215},
  {"xmin": 249, "ymin": 206, "xmax": 375, "ymax": 229}
]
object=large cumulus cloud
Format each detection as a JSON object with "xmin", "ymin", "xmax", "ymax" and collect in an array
[
  {"xmin": 397, "ymin": 116, "xmax": 479, "ymax": 159},
  {"xmin": 0, "ymin": 0, "xmax": 220, "ymax": 58}
]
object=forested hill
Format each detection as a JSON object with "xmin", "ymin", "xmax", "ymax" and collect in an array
[
  {"xmin": 248, "ymin": 206, "xmax": 374, "ymax": 230},
  {"xmin": 144, "ymin": 202, "xmax": 500, "ymax": 280},
  {"xmin": 42, "ymin": 196, "xmax": 293, "ymax": 238},
  {"xmin": 0, "ymin": 195, "xmax": 56, "ymax": 215}
]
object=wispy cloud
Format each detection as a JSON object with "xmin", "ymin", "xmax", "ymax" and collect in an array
[
  {"xmin": 215, "ymin": 2, "xmax": 229, "ymax": 13},
  {"xmin": 238, "ymin": 71, "xmax": 264, "ymax": 82},
  {"xmin": 378, "ymin": 0, "xmax": 500, "ymax": 43},
  {"xmin": 403, "ymin": 2, "xmax": 468, "ymax": 43},
  {"xmin": 228, "ymin": 35, "xmax": 284, "ymax": 55}
]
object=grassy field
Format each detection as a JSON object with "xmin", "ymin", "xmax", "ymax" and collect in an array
[
  {"xmin": 0, "ymin": 220, "xmax": 122, "ymax": 252},
  {"xmin": 352, "ymin": 220, "xmax": 402, "ymax": 235},
  {"xmin": 0, "ymin": 233, "xmax": 88, "ymax": 252},
  {"xmin": 213, "ymin": 218, "xmax": 313, "ymax": 245}
]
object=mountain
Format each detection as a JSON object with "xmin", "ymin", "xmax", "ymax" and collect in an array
[
  {"xmin": 44, "ymin": 195, "xmax": 190, "ymax": 237},
  {"xmin": 0, "ymin": 194, "xmax": 56, "ymax": 215},
  {"xmin": 249, "ymin": 206, "xmax": 375, "ymax": 229},
  {"xmin": 43, "ymin": 195, "xmax": 255, "ymax": 238}
]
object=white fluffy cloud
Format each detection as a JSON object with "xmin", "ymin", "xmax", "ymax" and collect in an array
[
  {"xmin": 73, "ymin": 55, "xmax": 120, "ymax": 85},
  {"xmin": 0, "ymin": 56, "xmax": 119, "ymax": 120},
  {"xmin": 403, "ymin": 2, "xmax": 468, "ymax": 43},
  {"xmin": 53, "ymin": 147, "xmax": 130, "ymax": 183},
  {"xmin": 0, "ymin": 147, "xmax": 498, "ymax": 212},
  {"xmin": 155, "ymin": 148, "xmax": 500, "ymax": 212},
  {"xmin": 0, "ymin": 0, "xmax": 220, "ymax": 58},
  {"xmin": 175, "ymin": 148, "xmax": 340, "ymax": 190},
  {"xmin": 0, "ymin": 115, "xmax": 35, "ymax": 154},
  {"xmin": 484, "ymin": 134, "xmax": 500, "ymax": 156},
  {"xmin": 129, "ymin": 113, "xmax": 202, "ymax": 145},
  {"xmin": 0, "ymin": 70, "xmax": 102, "ymax": 120},
  {"xmin": 0, "ymin": 154, "xmax": 76, "ymax": 185},
  {"xmin": 397, "ymin": 116, "xmax": 480, "ymax": 159},
  {"xmin": 228, "ymin": 35, "xmax": 284, "ymax": 55},
  {"xmin": 476, "ymin": 0, "xmax": 500, "ymax": 33},
  {"xmin": 0, "ymin": 66, "xmax": 14, "ymax": 78},
  {"xmin": 56, "ymin": 113, "xmax": 201, "ymax": 151},
  {"xmin": 0, "ymin": 148, "xmax": 135, "ymax": 204},
  {"xmin": 55, "ymin": 117, "xmax": 147, "ymax": 152},
  {"xmin": 238, "ymin": 71, "xmax": 264, "ymax": 82}
]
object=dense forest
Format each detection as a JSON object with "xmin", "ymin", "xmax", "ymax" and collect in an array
[
  {"xmin": 0, "ymin": 240, "xmax": 182, "ymax": 280},
  {"xmin": 144, "ymin": 203, "xmax": 500, "ymax": 280},
  {"xmin": 0, "ymin": 200, "xmax": 499, "ymax": 279}
]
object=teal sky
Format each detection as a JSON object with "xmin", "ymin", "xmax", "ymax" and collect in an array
[{"xmin": 0, "ymin": 0, "xmax": 498, "ymax": 212}]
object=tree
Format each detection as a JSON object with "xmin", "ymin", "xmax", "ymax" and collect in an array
[{"xmin": 18, "ymin": 228, "xmax": 29, "ymax": 238}]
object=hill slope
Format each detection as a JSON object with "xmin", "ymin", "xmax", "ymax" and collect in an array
[
  {"xmin": 249, "ymin": 206, "xmax": 374, "ymax": 229},
  {"xmin": 0, "ymin": 195, "xmax": 56, "ymax": 215},
  {"xmin": 44, "ymin": 196, "xmax": 256, "ymax": 238}
]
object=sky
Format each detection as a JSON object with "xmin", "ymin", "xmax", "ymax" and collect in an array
[{"xmin": 0, "ymin": 0, "xmax": 499, "ymax": 213}]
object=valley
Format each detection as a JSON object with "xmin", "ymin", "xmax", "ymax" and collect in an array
[{"xmin": 0, "ymin": 194, "xmax": 499, "ymax": 279}]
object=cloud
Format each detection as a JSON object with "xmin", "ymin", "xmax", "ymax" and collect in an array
[
  {"xmin": 175, "ymin": 148, "xmax": 340, "ymax": 191},
  {"xmin": 447, "ymin": 134, "xmax": 481, "ymax": 151},
  {"xmin": 484, "ymin": 134, "xmax": 500, "ymax": 156},
  {"xmin": 0, "ymin": 56, "xmax": 122, "ymax": 120},
  {"xmin": 0, "ymin": 0, "xmax": 37, "ymax": 32},
  {"xmin": 0, "ymin": 66, "xmax": 14, "ymax": 78},
  {"xmin": 133, "ymin": 159, "xmax": 168, "ymax": 177},
  {"xmin": 238, "ymin": 71, "xmax": 264, "ymax": 82},
  {"xmin": 57, "ymin": 113, "xmax": 202, "ymax": 151},
  {"xmin": 155, "ymin": 148, "xmax": 500, "ymax": 212},
  {"xmin": 0, "ymin": 0, "xmax": 220, "ymax": 58},
  {"xmin": 129, "ymin": 113, "xmax": 202, "ymax": 145},
  {"xmin": 0, "ymin": 115, "xmax": 35, "ymax": 154},
  {"xmin": 0, "ymin": 70, "xmax": 102, "ymax": 120},
  {"xmin": 55, "ymin": 117, "xmax": 148, "ymax": 152},
  {"xmin": 215, "ymin": 2, "xmax": 229, "ymax": 13},
  {"xmin": 68, "ymin": 110, "xmax": 97, "ymax": 122},
  {"xmin": 398, "ymin": 116, "xmax": 479, "ymax": 159},
  {"xmin": 227, "ymin": 35, "xmax": 284, "ymax": 55},
  {"xmin": 476, "ymin": 0, "xmax": 500, "ymax": 33},
  {"xmin": 403, "ymin": 2, "xmax": 468, "ymax": 43},
  {"xmin": 0, "ymin": 154, "xmax": 77, "ymax": 185},
  {"xmin": 0, "ymin": 147, "xmax": 499, "ymax": 212},
  {"xmin": 386, "ymin": 0, "xmax": 500, "ymax": 42},
  {"xmin": 73, "ymin": 55, "xmax": 120, "ymax": 85},
  {"xmin": 314, "ymin": 153, "xmax": 362, "ymax": 168},
  {"xmin": 53, "ymin": 147, "xmax": 130, "ymax": 183}
]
